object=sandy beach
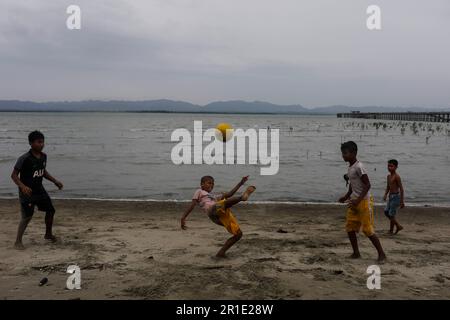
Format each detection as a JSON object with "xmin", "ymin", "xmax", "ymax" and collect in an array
[{"xmin": 1, "ymin": 198, "xmax": 449, "ymax": 300}]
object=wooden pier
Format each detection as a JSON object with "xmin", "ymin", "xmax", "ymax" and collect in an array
[{"xmin": 337, "ymin": 112, "xmax": 450, "ymax": 123}]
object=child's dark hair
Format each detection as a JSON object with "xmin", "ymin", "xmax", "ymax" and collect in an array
[
  {"xmin": 341, "ymin": 141, "xmax": 358, "ymax": 154},
  {"xmin": 388, "ymin": 159, "xmax": 399, "ymax": 167},
  {"xmin": 28, "ymin": 130, "xmax": 45, "ymax": 144},
  {"xmin": 201, "ymin": 176, "xmax": 214, "ymax": 184}
]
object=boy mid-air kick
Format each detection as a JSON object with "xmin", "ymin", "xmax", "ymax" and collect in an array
[
  {"xmin": 339, "ymin": 141, "xmax": 386, "ymax": 262},
  {"xmin": 383, "ymin": 159, "xmax": 405, "ymax": 234},
  {"xmin": 181, "ymin": 175, "xmax": 255, "ymax": 257},
  {"xmin": 11, "ymin": 131, "xmax": 64, "ymax": 250}
]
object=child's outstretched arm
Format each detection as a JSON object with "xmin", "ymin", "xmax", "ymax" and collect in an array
[
  {"xmin": 44, "ymin": 170, "xmax": 64, "ymax": 190},
  {"xmin": 397, "ymin": 175, "xmax": 405, "ymax": 208},
  {"xmin": 181, "ymin": 200, "xmax": 197, "ymax": 230},
  {"xmin": 223, "ymin": 176, "xmax": 249, "ymax": 199}
]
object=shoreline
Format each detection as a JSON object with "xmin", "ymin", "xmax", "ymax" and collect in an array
[{"xmin": 0, "ymin": 196, "xmax": 449, "ymax": 208}]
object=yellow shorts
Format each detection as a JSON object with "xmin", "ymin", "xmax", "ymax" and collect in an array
[
  {"xmin": 208, "ymin": 199, "xmax": 241, "ymax": 236},
  {"xmin": 345, "ymin": 196, "xmax": 375, "ymax": 237}
]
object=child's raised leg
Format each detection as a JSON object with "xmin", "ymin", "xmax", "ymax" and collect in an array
[
  {"xmin": 216, "ymin": 186, "xmax": 254, "ymax": 257},
  {"xmin": 224, "ymin": 186, "xmax": 256, "ymax": 209},
  {"xmin": 224, "ymin": 196, "xmax": 243, "ymax": 209},
  {"xmin": 241, "ymin": 186, "xmax": 256, "ymax": 201},
  {"xmin": 216, "ymin": 229, "xmax": 243, "ymax": 258}
]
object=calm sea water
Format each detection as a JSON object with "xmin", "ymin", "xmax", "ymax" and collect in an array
[{"xmin": 1, "ymin": 112, "xmax": 449, "ymax": 205}]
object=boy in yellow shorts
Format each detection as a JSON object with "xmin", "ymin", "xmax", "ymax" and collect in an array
[
  {"xmin": 339, "ymin": 141, "xmax": 386, "ymax": 262},
  {"xmin": 181, "ymin": 175, "xmax": 256, "ymax": 257}
]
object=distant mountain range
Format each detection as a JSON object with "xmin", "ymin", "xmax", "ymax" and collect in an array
[{"xmin": 0, "ymin": 100, "xmax": 447, "ymax": 114}]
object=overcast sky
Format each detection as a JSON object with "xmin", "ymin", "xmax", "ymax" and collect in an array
[{"xmin": 0, "ymin": 0, "xmax": 449, "ymax": 108}]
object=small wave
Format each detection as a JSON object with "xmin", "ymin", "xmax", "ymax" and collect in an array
[
  {"xmin": 0, "ymin": 196, "xmax": 449, "ymax": 208},
  {"xmin": 131, "ymin": 161, "xmax": 164, "ymax": 166},
  {"xmin": 121, "ymin": 135, "xmax": 147, "ymax": 139},
  {"xmin": 129, "ymin": 128, "xmax": 150, "ymax": 132}
]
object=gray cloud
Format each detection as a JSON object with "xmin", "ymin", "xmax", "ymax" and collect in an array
[{"xmin": 0, "ymin": 0, "xmax": 449, "ymax": 107}]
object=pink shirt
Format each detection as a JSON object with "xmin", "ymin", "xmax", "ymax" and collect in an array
[{"xmin": 192, "ymin": 189, "xmax": 222, "ymax": 214}]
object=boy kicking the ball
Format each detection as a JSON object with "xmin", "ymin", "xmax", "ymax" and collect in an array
[
  {"xmin": 338, "ymin": 141, "xmax": 386, "ymax": 262},
  {"xmin": 181, "ymin": 175, "xmax": 255, "ymax": 257},
  {"xmin": 11, "ymin": 131, "xmax": 64, "ymax": 250}
]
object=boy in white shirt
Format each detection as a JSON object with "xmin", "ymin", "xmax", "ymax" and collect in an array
[{"xmin": 339, "ymin": 141, "xmax": 386, "ymax": 262}]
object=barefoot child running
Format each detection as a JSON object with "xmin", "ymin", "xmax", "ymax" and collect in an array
[
  {"xmin": 383, "ymin": 159, "xmax": 405, "ymax": 234},
  {"xmin": 338, "ymin": 141, "xmax": 386, "ymax": 262},
  {"xmin": 181, "ymin": 175, "xmax": 256, "ymax": 257},
  {"xmin": 11, "ymin": 131, "xmax": 64, "ymax": 250}
]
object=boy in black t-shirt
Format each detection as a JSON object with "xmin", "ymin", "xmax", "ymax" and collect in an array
[{"xmin": 11, "ymin": 131, "xmax": 64, "ymax": 250}]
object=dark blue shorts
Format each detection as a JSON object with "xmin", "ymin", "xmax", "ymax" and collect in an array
[
  {"xmin": 384, "ymin": 193, "xmax": 400, "ymax": 218},
  {"xmin": 19, "ymin": 193, "xmax": 55, "ymax": 219}
]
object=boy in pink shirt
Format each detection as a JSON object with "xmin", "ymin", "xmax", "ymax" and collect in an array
[{"xmin": 181, "ymin": 175, "xmax": 256, "ymax": 257}]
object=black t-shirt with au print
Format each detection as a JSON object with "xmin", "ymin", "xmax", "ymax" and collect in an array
[{"xmin": 14, "ymin": 150, "xmax": 47, "ymax": 197}]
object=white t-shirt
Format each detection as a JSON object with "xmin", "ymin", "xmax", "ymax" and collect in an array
[{"xmin": 348, "ymin": 161, "xmax": 370, "ymax": 200}]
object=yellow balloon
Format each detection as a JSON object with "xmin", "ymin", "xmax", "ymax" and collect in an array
[{"xmin": 215, "ymin": 123, "xmax": 233, "ymax": 142}]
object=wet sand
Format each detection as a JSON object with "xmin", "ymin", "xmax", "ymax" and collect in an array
[{"xmin": 0, "ymin": 199, "xmax": 449, "ymax": 300}]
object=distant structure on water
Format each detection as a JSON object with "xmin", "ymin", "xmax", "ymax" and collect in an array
[{"xmin": 337, "ymin": 111, "xmax": 450, "ymax": 123}]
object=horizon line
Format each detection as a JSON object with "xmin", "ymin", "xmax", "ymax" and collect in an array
[{"xmin": 0, "ymin": 99, "xmax": 449, "ymax": 111}]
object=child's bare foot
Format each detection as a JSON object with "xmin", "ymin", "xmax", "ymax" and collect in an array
[
  {"xmin": 44, "ymin": 234, "xmax": 57, "ymax": 243},
  {"xmin": 349, "ymin": 252, "xmax": 361, "ymax": 259},
  {"xmin": 241, "ymin": 186, "xmax": 256, "ymax": 201},
  {"xmin": 14, "ymin": 242, "xmax": 25, "ymax": 250},
  {"xmin": 377, "ymin": 254, "xmax": 387, "ymax": 263},
  {"xmin": 394, "ymin": 225, "xmax": 403, "ymax": 235}
]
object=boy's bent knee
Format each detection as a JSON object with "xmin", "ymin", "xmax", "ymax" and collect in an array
[
  {"xmin": 234, "ymin": 230, "xmax": 243, "ymax": 240},
  {"xmin": 365, "ymin": 230, "xmax": 376, "ymax": 237}
]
